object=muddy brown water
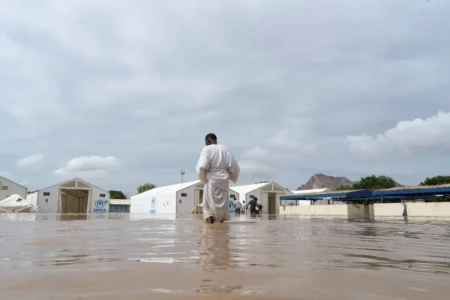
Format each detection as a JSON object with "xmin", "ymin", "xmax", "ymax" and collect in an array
[{"xmin": 0, "ymin": 213, "xmax": 450, "ymax": 299}]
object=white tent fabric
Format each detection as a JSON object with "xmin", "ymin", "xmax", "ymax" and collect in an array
[
  {"xmin": 26, "ymin": 192, "xmax": 38, "ymax": 208},
  {"xmin": 0, "ymin": 194, "xmax": 36, "ymax": 212}
]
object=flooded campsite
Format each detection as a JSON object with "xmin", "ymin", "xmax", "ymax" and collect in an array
[{"xmin": 0, "ymin": 213, "xmax": 449, "ymax": 299}]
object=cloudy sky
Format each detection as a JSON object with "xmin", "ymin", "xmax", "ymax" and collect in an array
[{"xmin": 1, "ymin": 0, "xmax": 449, "ymax": 196}]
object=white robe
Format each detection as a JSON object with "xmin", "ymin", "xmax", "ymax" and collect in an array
[{"xmin": 196, "ymin": 144, "xmax": 240, "ymax": 221}]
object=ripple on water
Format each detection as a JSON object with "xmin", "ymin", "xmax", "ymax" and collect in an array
[{"xmin": 0, "ymin": 213, "xmax": 450, "ymax": 298}]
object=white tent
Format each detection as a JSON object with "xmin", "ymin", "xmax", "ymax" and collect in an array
[
  {"xmin": 130, "ymin": 180, "xmax": 203, "ymax": 215},
  {"xmin": 130, "ymin": 180, "xmax": 239, "ymax": 216},
  {"xmin": 0, "ymin": 194, "xmax": 36, "ymax": 213},
  {"xmin": 230, "ymin": 182, "xmax": 295, "ymax": 214}
]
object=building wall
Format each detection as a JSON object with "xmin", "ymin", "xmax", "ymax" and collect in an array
[
  {"xmin": 242, "ymin": 190, "xmax": 261, "ymax": 208},
  {"xmin": 177, "ymin": 185, "xmax": 197, "ymax": 214},
  {"xmin": 91, "ymin": 187, "xmax": 109, "ymax": 213},
  {"xmin": 37, "ymin": 185, "xmax": 60, "ymax": 212},
  {"xmin": 280, "ymin": 202, "xmax": 450, "ymax": 218},
  {"xmin": 130, "ymin": 194, "xmax": 144, "ymax": 213},
  {"xmin": 280, "ymin": 204, "xmax": 348, "ymax": 216},
  {"xmin": 0, "ymin": 177, "xmax": 27, "ymax": 200},
  {"xmin": 110, "ymin": 204, "xmax": 130, "ymax": 213},
  {"xmin": 313, "ymin": 199, "xmax": 341, "ymax": 205},
  {"xmin": 374, "ymin": 202, "xmax": 450, "ymax": 217},
  {"xmin": 131, "ymin": 190, "xmax": 178, "ymax": 215},
  {"xmin": 259, "ymin": 192, "xmax": 283, "ymax": 214}
]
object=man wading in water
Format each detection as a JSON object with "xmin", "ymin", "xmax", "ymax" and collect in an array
[{"xmin": 196, "ymin": 133, "xmax": 240, "ymax": 224}]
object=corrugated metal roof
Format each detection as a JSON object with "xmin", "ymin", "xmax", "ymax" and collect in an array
[
  {"xmin": 292, "ymin": 188, "xmax": 329, "ymax": 194},
  {"xmin": 377, "ymin": 184, "xmax": 450, "ymax": 192},
  {"xmin": 110, "ymin": 199, "xmax": 130, "ymax": 205}
]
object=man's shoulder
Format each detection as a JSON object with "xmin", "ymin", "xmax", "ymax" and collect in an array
[{"xmin": 216, "ymin": 144, "xmax": 231, "ymax": 152}]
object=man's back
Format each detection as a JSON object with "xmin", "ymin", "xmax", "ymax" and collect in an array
[
  {"xmin": 200, "ymin": 144, "xmax": 235, "ymax": 182},
  {"xmin": 196, "ymin": 133, "xmax": 240, "ymax": 224}
]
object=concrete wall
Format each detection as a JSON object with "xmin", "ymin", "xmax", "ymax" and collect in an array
[
  {"xmin": 280, "ymin": 202, "xmax": 450, "ymax": 218},
  {"xmin": 38, "ymin": 185, "xmax": 60, "ymax": 212},
  {"xmin": 374, "ymin": 202, "xmax": 450, "ymax": 217},
  {"xmin": 280, "ymin": 204, "xmax": 348, "ymax": 216}
]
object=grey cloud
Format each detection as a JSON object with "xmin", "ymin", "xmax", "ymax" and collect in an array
[{"xmin": 1, "ymin": 0, "xmax": 450, "ymax": 192}]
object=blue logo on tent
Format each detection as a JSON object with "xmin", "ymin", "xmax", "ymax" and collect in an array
[
  {"xmin": 93, "ymin": 199, "xmax": 107, "ymax": 213},
  {"xmin": 150, "ymin": 197, "xmax": 156, "ymax": 214},
  {"xmin": 95, "ymin": 199, "xmax": 106, "ymax": 208}
]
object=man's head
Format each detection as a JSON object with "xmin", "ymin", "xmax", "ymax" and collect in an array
[{"xmin": 205, "ymin": 133, "xmax": 217, "ymax": 146}]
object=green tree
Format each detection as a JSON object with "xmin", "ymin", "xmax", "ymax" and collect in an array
[
  {"xmin": 335, "ymin": 185, "xmax": 353, "ymax": 191},
  {"xmin": 420, "ymin": 176, "xmax": 450, "ymax": 186},
  {"xmin": 352, "ymin": 175, "xmax": 396, "ymax": 190},
  {"xmin": 137, "ymin": 183, "xmax": 156, "ymax": 194},
  {"xmin": 109, "ymin": 190, "xmax": 126, "ymax": 199}
]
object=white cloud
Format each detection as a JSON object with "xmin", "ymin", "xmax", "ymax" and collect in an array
[
  {"xmin": 347, "ymin": 111, "xmax": 450, "ymax": 156},
  {"xmin": 54, "ymin": 156, "xmax": 122, "ymax": 179},
  {"xmin": 238, "ymin": 130, "xmax": 317, "ymax": 181},
  {"xmin": 15, "ymin": 153, "xmax": 45, "ymax": 170},
  {"xmin": 1, "ymin": 0, "xmax": 450, "ymax": 190}
]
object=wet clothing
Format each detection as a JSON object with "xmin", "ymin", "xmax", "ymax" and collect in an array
[{"xmin": 196, "ymin": 144, "xmax": 240, "ymax": 222}]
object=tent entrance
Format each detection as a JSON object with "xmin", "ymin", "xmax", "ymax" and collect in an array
[
  {"xmin": 60, "ymin": 189, "xmax": 89, "ymax": 213},
  {"xmin": 268, "ymin": 193, "xmax": 277, "ymax": 214}
]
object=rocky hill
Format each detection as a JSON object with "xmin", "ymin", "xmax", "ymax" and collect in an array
[
  {"xmin": 298, "ymin": 174, "xmax": 354, "ymax": 190},
  {"xmin": 298, "ymin": 174, "xmax": 404, "ymax": 190}
]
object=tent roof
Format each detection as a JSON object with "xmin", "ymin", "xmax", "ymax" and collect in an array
[
  {"xmin": 230, "ymin": 182, "xmax": 270, "ymax": 196},
  {"xmin": 0, "ymin": 194, "xmax": 29, "ymax": 206},
  {"xmin": 0, "ymin": 176, "xmax": 28, "ymax": 190},
  {"xmin": 133, "ymin": 180, "xmax": 201, "ymax": 198},
  {"xmin": 39, "ymin": 177, "xmax": 107, "ymax": 192},
  {"xmin": 110, "ymin": 199, "xmax": 130, "ymax": 205},
  {"xmin": 230, "ymin": 182, "xmax": 291, "ymax": 199}
]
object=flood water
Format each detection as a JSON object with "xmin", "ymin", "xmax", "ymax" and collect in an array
[{"xmin": 1, "ymin": 214, "xmax": 450, "ymax": 299}]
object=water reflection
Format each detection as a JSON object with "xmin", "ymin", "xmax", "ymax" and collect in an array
[{"xmin": 200, "ymin": 224, "xmax": 231, "ymax": 271}]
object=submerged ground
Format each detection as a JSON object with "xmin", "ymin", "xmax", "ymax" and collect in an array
[{"xmin": 0, "ymin": 213, "xmax": 449, "ymax": 299}]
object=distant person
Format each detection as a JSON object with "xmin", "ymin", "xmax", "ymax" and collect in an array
[
  {"xmin": 256, "ymin": 203, "xmax": 263, "ymax": 214},
  {"xmin": 246, "ymin": 197, "xmax": 258, "ymax": 216},
  {"xmin": 196, "ymin": 133, "xmax": 240, "ymax": 224},
  {"xmin": 234, "ymin": 199, "xmax": 242, "ymax": 215}
]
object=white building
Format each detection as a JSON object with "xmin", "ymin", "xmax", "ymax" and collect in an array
[
  {"xmin": 230, "ymin": 182, "xmax": 295, "ymax": 214},
  {"xmin": 0, "ymin": 176, "xmax": 27, "ymax": 200},
  {"xmin": 26, "ymin": 178, "xmax": 110, "ymax": 213},
  {"xmin": 130, "ymin": 180, "xmax": 239, "ymax": 215},
  {"xmin": 109, "ymin": 199, "xmax": 130, "ymax": 213}
]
